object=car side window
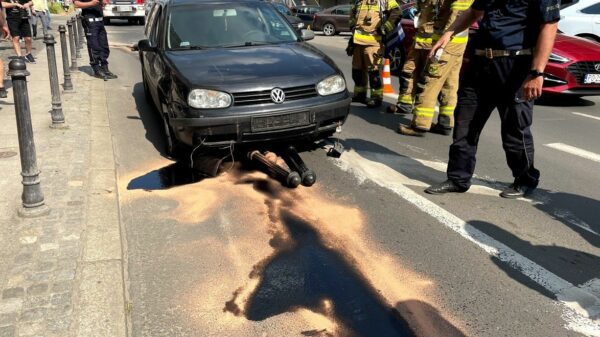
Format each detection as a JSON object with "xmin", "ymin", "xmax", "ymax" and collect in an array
[
  {"xmin": 335, "ymin": 6, "xmax": 351, "ymax": 15},
  {"xmin": 581, "ymin": 2, "xmax": 600, "ymax": 14},
  {"xmin": 145, "ymin": 4, "xmax": 158, "ymax": 37},
  {"xmin": 149, "ymin": 7, "xmax": 163, "ymax": 46}
]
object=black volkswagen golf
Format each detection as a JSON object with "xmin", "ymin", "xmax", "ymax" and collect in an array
[{"xmin": 139, "ymin": 0, "xmax": 351, "ymax": 156}]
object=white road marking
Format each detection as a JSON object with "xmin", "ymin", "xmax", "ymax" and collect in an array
[
  {"xmin": 573, "ymin": 112, "xmax": 600, "ymax": 122},
  {"xmin": 545, "ymin": 143, "xmax": 600, "ymax": 164},
  {"xmin": 331, "ymin": 148, "xmax": 600, "ymax": 336}
]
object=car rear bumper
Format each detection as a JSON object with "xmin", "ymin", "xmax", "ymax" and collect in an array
[
  {"xmin": 169, "ymin": 96, "xmax": 351, "ymax": 147},
  {"xmin": 103, "ymin": 5, "xmax": 145, "ymax": 18}
]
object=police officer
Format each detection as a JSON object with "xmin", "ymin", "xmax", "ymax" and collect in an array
[
  {"xmin": 398, "ymin": 0, "xmax": 472, "ymax": 136},
  {"xmin": 348, "ymin": 0, "xmax": 401, "ymax": 108},
  {"xmin": 425, "ymin": 0, "xmax": 560, "ymax": 198},
  {"xmin": 74, "ymin": 0, "xmax": 117, "ymax": 80}
]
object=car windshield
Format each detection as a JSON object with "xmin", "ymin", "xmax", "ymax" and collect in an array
[{"xmin": 166, "ymin": 3, "xmax": 298, "ymax": 50}]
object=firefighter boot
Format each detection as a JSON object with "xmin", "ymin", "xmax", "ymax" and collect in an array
[
  {"xmin": 386, "ymin": 103, "xmax": 412, "ymax": 114},
  {"xmin": 398, "ymin": 124, "xmax": 426, "ymax": 137},
  {"xmin": 102, "ymin": 65, "xmax": 118, "ymax": 79},
  {"xmin": 366, "ymin": 97, "xmax": 383, "ymax": 108},
  {"xmin": 430, "ymin": 123, "xmax": 452, "ymax": 135}
]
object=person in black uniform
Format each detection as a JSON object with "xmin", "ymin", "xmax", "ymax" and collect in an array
[
  {"xmin": 424, "ymin": 0, "xmax": 560, "ymax": 199},
  {"xmin": 74, "ymin": 0, "xmax": 117, "ymax": 80}
]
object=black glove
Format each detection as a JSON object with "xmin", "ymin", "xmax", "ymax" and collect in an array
[{"xmin": 345, "ymin": 38, "xmax": 354, "ymax": 56}]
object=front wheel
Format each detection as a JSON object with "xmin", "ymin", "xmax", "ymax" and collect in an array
[
  {"xmin": 161, "ymin": 112, "xmax": 186, "ymax": 159},
  {"xmin": 103, "ymin": 18, "xmax": 110, "ymax": 25},
  {"xmin": 322, "ymin": 23, "xmax": 336, "ymax": 36}
]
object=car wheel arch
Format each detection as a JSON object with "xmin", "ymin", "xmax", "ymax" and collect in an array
[{"xmin": 576, "ymin": 33, "xmax": 600, "ymax": 43}]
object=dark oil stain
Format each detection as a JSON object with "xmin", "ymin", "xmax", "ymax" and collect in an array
[
  {"xmin": 302, "ymin": 329, "xmax": 334, "ymax": 337},
  {"xmin": 224, "ymin": 177, "xmax": 416, "ymax": 337},
  {"xmin": 127, "ymin": 161, "xmax": 207, "ymax": 191}
]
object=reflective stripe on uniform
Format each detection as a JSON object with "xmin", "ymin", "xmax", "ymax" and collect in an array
[
  {"xmin": 431, "ymin": 33, "xmax": 469, "ymax": 44},
  {"xmin": 414, "ymin": 107, "xmax": 435, "ymax": 118},
  {"xmin": 450, "ymin": 2, "xmax": 472, "ymax": 10},
  {"xmin": 354, "ymin": 86, "xmax": 367, "ymax": 93},
  {"xmin": 371, "ymin": 88, "xmax": 384, "ymax": 97},
  {"xmin": 398, "ymin": 95, "xmax": 413, "ymax": 105},
  {"xmin": 415, "ymin": 36, "xmax": 433, "ymax": 44},
  {"xmin": 354, "ymin": 31, "xmax": 382, "ymax": 43},
  {"xmin": 439, "ymin": 106, "xmax": 455, "ymax": 116},
  {"xmin": 387, "ymin": 0, "xmax": 399, "ymax": 10}
]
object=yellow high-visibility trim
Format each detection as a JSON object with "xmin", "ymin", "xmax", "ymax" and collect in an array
[
  {"xmin": 357, "ymin": 4, "xmax": 379, "ymax": 10},
  {"xmin": 354, "ymin": 86, "xmax": 367, "ymax": 93},
  {"xmin": 398, "ymin": 95, "xmax": 413, "ymax": 104},
  {"xmin": 415, "ymin": 36, "xmax": 433, "ymax": 44},
  {"xmin": 414, "ymin": 107, "xmax": 435, "ymax": 118},
  {"xmin": 371, "ymin": 88, "xmax": 384, "ymax": 96},
  {"xmin": 431, "ymin": 33, "xmax": 469, "ymax": 44},
  {"xmin": 354, "ymin": 31, "xmax": 382, "ymax": 42},
  {"xmin": 387, "ymin": 0, "xmax": 399, "ymax": 10},
  {"xmin": 439, "ymin": 106, "xmax": 455, "ymax": 116},
  {"xmin": 451, "ymin": 3, "xmax": 471, "ymax": 10}
]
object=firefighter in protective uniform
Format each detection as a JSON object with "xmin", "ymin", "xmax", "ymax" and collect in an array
[
  {"xmin": 348, "ymin": 0, "xmax": 401, "ymax": 108},
  {"xmin": 387, "ymin": 1, "xmax": 429, "ymax": 114},
  {"xmin": 398, "ymin": 0, "xmax": 473, "ymax": 136}
]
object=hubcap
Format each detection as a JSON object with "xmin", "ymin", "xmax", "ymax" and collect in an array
[{"xmin": 324, "ymin": 24, "xmax": 334, "ymax": 35}]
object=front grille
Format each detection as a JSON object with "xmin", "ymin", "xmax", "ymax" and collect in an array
[
  {"xmin": 232, "ymin": 85, "xmax": 318, "ymax": 106},
  {"xmin": 566, "ymin": 62, "xmax": 600, "ymax": 84}
]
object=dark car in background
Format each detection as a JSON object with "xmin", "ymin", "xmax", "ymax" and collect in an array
[
  {"xmin": 292, "ymin": 5, "xmax": 321, "ymax": 27},
  {"xmin": 139, "ymin": 0, "xmax": 351, "ymax": 156},
  {"xmin": 312, "ymin": 4, "xmax": 352, "ymax": 36},
  {"xmin": 271, "ymin": 2, "xmax": 306, "ymax": 30},
  {"xmin": 103, "ymin": 0, "xmax": 146, "ymax": 25}
]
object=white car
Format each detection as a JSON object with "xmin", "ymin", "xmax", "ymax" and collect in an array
[
  {"xmin": 559, "ymin": 0, "xmax": 600, "ymax": 42},
  {"xmin": 103, "ymin": 0, "xmax": 146, "ymax": 25}
]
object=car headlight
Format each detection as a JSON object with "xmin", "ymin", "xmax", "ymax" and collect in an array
[
  {"xmin": 297, "ymin": 22, "xmax": 305, "ymax": 29},
  {"xmin": 187, "ymin": 89, "xmax": 232, "ymax": 109},
  {"xmin": 548, "ymin": 52, "xmax": 570, "ymax": 63},
  {"xmin": 317, "ymin": 75, "xmax": 346, "ymax": 96}
]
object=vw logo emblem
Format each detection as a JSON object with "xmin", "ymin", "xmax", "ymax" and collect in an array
[
  {"xmin": 595, "ymin": 63, "xmax": 600, "ymax": 72},
  {"xmin": 271, "ymin": 88, "xmax": 285, "ymax": 104}
]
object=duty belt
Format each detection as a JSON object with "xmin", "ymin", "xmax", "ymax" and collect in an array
[
  {"xmin": 474, "ymin": 48, "xmax": 533, "ymax": 59},
  {"xmin": 86, "ymin": 17, "xmax": 103, "ymax": 22}
]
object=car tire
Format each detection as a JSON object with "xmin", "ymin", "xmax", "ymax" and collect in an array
[
  {"xmin": 141, "ymin": 68, "xmax": 152, "ymax": 104},
  {"xmin": 103, "ymin": 18, "xmax": 110, "ymax": 25},
  {"xmin": 139, "ymin": 17, "xmax": 145, "ymax": 25},
  {"xmin": 322, "ymin": 23, "xmax": 336, "ymax": 36},
  {"xmin": 160, "ymin": 105, "xmax": 187, "ymax": 159},
  {"xmin": 388, "ymin": 46, "xmax": 405, "ymax": 77},
  {"xmin": 577, "ymin": 34, "xmax": 600, "ymax": 43}
]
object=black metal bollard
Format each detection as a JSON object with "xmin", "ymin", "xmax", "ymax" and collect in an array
[
  {"xmin": 58, "ymin": 25, "xmax": 74, "ymax": 91},
  {"xmin": 72, "ymin": 18, "xmax": 82, "ymax": 59},
  {"xmin": 77, "ymin": 15, "xmax": 85, "ymax": 46},
  {"xmin": 67, "ymin": 20, "xmax": 77, "ymax": 71},
  {"xmin": 9, "ymin": 59, "xmax": 50, "ymax": 217},
  {"xmin": 44, "ymin": 34, "xmax": 67, "ymax": 128}
]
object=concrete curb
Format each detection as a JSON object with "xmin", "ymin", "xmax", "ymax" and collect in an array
[{"xmin": 76, "ymin": 77, "xmax": 128, "ymax": 337}]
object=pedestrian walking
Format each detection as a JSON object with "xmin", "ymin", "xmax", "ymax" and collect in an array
[
  {"xmin": 3, "ymin": 0, "xmax": 35, "ymax": 63},
  {"xmin": 425, "ymin": 0, "xmax": 560, "ymax": 198},
  {"xmin": 31, "ymin": 0, "xmax": 51, "ymax": 38},
  {"xmin": 347, "ymin": 0, "xmax": 401, "ymax": 108},
  {"xmin": 0, "ymin": 5, "xmax": 10, "ymax": 98},
  {"xmin": 74, "ymin": 0, "xmax": 117, "ymax": 80},
  {"xmin": 397, "ymin": 0, "xmax": 473, "ymax": 137}
]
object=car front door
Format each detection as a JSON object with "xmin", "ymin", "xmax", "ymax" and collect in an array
[
  {"xmin": 581, "ymin": 2, "xmax": 600, "ymax": 39},
  {"xmin": 144, "ymin": 5, "xmax": 166, "ymax": 109}
]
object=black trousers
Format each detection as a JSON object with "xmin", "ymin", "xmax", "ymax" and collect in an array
[
  {"xmin": 82, "ymin": 18, "xmax": 110, "ymax": 70},
  {"xmin": 447, "ymin": 55, "xmax": 540, "ymax": 189}
]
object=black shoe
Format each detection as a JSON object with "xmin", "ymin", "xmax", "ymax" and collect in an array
[
  {"xmin": 93, "ymin": 69, "xmax": 109, "ymax": 81},
  {"xmin": 386, "ymin": 103, "xmax": 412, "ymax": 114},
  {"xmin": 425, "ymin": 180, "xmax": 468, "ymax": 195},
  {"xmin": 25, "ymin": 54, "xmax": 36, "ymax": 63},
  {"xmin": 366, "ymin": 98, "xmax": 382, "ymax": 108},
  {"xmin": 101, "ymin": 66, "xmax": 118, "ymax": 79},
  {"xmin": 430, "ymin": 123, "xmax": 452, "ymax": 136},
  {"xmin": 352, "ymin": 94, "xmax": 367, "ymax": 104},
  {"xmin": 499, "ymin": 183, "xmax": 536, "ymax": 199},
  {"xmin": 0, "ymin": 87, "xmax": 6, "ymax": 98}
]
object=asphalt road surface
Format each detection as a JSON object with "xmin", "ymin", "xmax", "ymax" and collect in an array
[{"xmin": 104, "ymin": 24, "xmax": 600, "ymax": 337}]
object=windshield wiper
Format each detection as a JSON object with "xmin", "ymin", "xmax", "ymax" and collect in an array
[
  {"xmin": 222, "ymin": 41, "xmax": 274, "ymax": 48},
  {"xmin": 170, "ymin": 45, "xmax": 208, "ymax": 51}
]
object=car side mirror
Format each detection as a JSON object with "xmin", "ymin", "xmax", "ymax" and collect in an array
[
  {"xmin": 138, "ymin": 39, "xmax": 157, "ymax": 52},
  {"xmin": 300, "ymin": 29, "xmax": 315, "ymax": 41}
]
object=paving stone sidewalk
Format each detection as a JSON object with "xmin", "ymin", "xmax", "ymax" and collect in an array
[{"xmin": 0, "ymin": 16, "xmax": 127, "ymax": 337}]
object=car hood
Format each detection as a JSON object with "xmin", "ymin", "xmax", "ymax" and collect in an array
[
  {"xmin": 553, "ymin": 34, "xmax": 600, "ymax": 60},
  {"xmin": 164, "ymin": 43, "xmax": 339, "ymax": 91}
]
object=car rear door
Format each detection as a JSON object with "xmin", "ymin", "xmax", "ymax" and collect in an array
[
  {"xmin": 334, "ymin": 5, "xmax": 351, "ymax": 31},
  {"xmin": 142, "ymin": 3, "xmax": 164, "ymax": 108}
]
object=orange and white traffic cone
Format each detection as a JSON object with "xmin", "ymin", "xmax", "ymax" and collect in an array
[{"xmin": 382, "ymin": 58, "xmax": 395, "ymax": 95}]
